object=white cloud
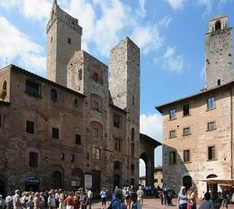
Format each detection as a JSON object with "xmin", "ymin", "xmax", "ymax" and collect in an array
[
  {"xmin": 197, "ymin": 0, "xmax": 212, "ymax": 17},
  {"xmin": 0, "ymin": 16, "xmax": 45, "ymax": 74},
  {"xmin": 136, "ymin": 0, "xmax": 146, "ymax": 18},
  {"xmin": 154, "ymin": 46, "xmax": 185, "ymax": 73},
  {"xmin": 140, "ymin": 113, "xmax": 162, "ymax": 141},
  {"xmin": 131, "ymin": 25, "xmax": 164, "ymax": 55},
  {"xmin": 166, "ymin": 0, "xmax": 186, "ymax": 11},
  {"xmin": 20, "ymin": 53, "xmax": 46, "ymax": 77},
  {"xmin": 0, "ymin": 0, "xmax": 21, "ymax": 9},
  {"xmin": 21, "ymin": 0, "xmax": 51, "ymax": 21}
]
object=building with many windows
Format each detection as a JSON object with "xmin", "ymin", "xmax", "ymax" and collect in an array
[
  {"xmin": 156, "ymin": 15, "xmax": 234, "ymax": 195},
  {"xmin": 0, "ymin": 0, "xmax": 161, "ymax": 196}
]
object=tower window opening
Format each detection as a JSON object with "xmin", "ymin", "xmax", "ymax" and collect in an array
[
  {"xmin": 68, "ymin": 37, "xmax": 71, "ymax": 44},
  {"xmin": 215, "ymin": 21, "xmax": 221, "ymax": 31},
  {"xmin": 217, "ymin": 79, "xmax": 221, "ymax": 86}
]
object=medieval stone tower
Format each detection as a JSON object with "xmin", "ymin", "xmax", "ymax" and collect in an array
[
  {"xmin": 205, "ymin": 15, "xmax": 233, "ymax": 89},
  {"xmin": 109, "ymin": 37, "xmax": 140, "ymax": 183},
  {"xmin": 46, "ymin": 0, "xmax": 82, "ymax": 86},
  {"xmin": 45, "ymin": 1, "xmax": 141, "ymax": 189}
]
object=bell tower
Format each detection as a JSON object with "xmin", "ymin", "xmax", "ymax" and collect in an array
[
  {"xmin": 46, "ymin": 0, "xmax": 82, "ymax": 86},
  {"xmin": 205, "ymin": 15, "xmax": 233, "ymax": 89}
]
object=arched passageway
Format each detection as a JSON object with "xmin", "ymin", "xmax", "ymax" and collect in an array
[{"xmin": 139, "ymin": 133, "xmax": 161, "ymax": 188}]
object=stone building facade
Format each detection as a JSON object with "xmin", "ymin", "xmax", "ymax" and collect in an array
[
  {"xmin": 139, "ymin": 166, "xmax": 163, "ymax": 189},
  {"xmin": 0, "ymin": 0, "xmax": 161, "ymax": 196},
  {"xmin": 156, "ymin": 15, "xmax": 234, "ymax": 196}
]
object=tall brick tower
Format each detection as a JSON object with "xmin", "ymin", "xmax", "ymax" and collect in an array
[
  {"xmin": 205, "ymin": 15, "xmax": 233, "ymax": 89},
  {"xmin": 109, "ymin": 37, "xmax": 140, "ymax": 185},
  {"xmin": 46, "ymin": 0, "xmax": 82, "ymax": 86}
]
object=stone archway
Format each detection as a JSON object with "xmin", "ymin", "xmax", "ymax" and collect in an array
[{"xmin": 139, "ymin": 133, "xmax": 161, "ymax": 188}]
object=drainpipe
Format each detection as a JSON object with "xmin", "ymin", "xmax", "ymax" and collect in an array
[{"xmin": 230, "ymin": 84, "xmax": 233, "ymax": 179}]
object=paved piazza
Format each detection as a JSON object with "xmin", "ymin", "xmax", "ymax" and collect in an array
[{"xmin": 90, "ymin": 197, "xmax": 234, "ymax": 209}]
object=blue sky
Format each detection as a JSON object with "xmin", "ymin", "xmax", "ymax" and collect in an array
[{"xmin": 0, "ymin": 0, "xmax": 234, "ymax": 176}]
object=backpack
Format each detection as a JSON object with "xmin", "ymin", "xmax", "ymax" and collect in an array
[{"xmin": 107, "ymin": 199, "xmax": 119, "ymax": 209}]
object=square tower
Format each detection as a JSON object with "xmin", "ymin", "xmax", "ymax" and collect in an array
[
  {"xmin": 205, "ymin": 15, "xmax": 233, "ymax": 89},
  {"xmin": 46, "ymin": 1, "xmax": 82, "ymax": 87}
]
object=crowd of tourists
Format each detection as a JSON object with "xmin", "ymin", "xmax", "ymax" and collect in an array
[
  {"xmin": 100, "ymin": 185, "xmax": 144, "ymax": 209},
  {"xmin": 0, "ymin": 185, "xmax": 146, "ymax": 209},
  {"xmin": 177, "ymin": 186, "xmax": 231, "ymax": 209},
  {"xmin": 0, "ymin": 188, "xmax": 93, "ymax": 209}
]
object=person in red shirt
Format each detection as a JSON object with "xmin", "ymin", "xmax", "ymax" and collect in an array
[{"xmin": 65, "ymin": 192, "xmax": 74, "ymax": 209}]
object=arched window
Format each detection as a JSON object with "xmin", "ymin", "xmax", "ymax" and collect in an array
[
  {"xmin": 215, "ymin": 21, "xmax": 221, "ymax": 31},
  {"xmin": 183, "ymin": 176, "xmax": 192, "ymax": 191},
  {"xmin": 52, "ymin": 171, "xmax": 62, "ymax": 189},
  {"xmin": 3, "ymin": 81, "xmax": 7, "ymax": 90},
  {"xmin": 217, "ymin": 79, "xmax": 221, "ymax": 86}
]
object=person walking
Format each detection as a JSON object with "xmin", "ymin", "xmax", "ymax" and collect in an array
[
  {"xmin": 131, "ymin": 193, "xmax": 142, "ymax": 209},
  {"xmin": 87, "ymin": 188, "xmax": 93, "ymax": 209},
  {"xmin": 177, "ymin": 186, "xmax": 187, "ymax": 209},
  {"xmin": 100, "ymin": 188, "xmax": 107, "ymax": 209},
  {"xmin": 80, "ymin": 189, "xmax": 88, "ymax": 209},
  {"xmin": 110, "ymin": 189, "xmax": 122, "ymax": 209},
  {"xmin": 199, "ymin": 192, "xmax": 215, "ymax": 209}
]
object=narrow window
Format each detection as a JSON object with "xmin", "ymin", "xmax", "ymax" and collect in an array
[
  {"xmin": 52, "ymin": 127, "xmax": 59, "ymax": 139},
  {"xmin": 94, "ymin": 101, "xmax": 99, "ymax": 110},
  {"xmin": 0, "ymin": 81, "xmax": 7, "ymax": 99},
  {"xmin": 93, "ymin": 128, "xmax": 98, "ymax": 138},
  {"xmin": 132, "ymin": 95, "xmax": 135, "ymax": 105},
  {"xmin": 71, "ymin": 154, "xmax": 75, "ymax": 162},
  {"xmin": 79, "ymin": 69, "xmax": 82, "ymax": 80},
  {"xmin": 183, "ymin": 127, "xmax": 191, "ymax": 136},
  {"xmin": 51, "ymin": 36, "xmax": 53, "ymax": 43},
  {"xmin": 169, "ymin": 151, "xmax": 176, "ymax": 164},
  {"xmin": 93, "ymin": 148, "xmax": 101, "ymax": 160},
  {"xmin": 183, "ymin": 150, "xmax": 190, "ymax": 162},
  {"xmin": 208, "ymin": 146, "xmax": 215, "ymax": 160},
  {"xmin": 207, "ymin": 97, "xmax": 215, "ymax": 110},
  {"xmin": 93, "ymin": 72, "xmax": 98, "ymax": 81},
  {"xmin": 29, "ymin": 152, "xmax": 38, "ymax": 167},
  {"xmin": 115, "ymin": 139, "xmax": 121, "ymax": 152},
  {"xmin": 131, "ymin": 128, "xmax": 135, "ymax": 141},
  {"xmin": 26, "ymin": 120, "xmax": 34, "ymax": 134},
  {"xmin": 74, "ymin": 98, "xmax": 78, "ymax": 106},
  {"xmin": 169, "ymin": 108, "xmax": 176, "ymax": 120},
  {"xmin": 131, "ymin": 164, "xmax": 135, "ymax": 175},
  {"xmin": 207, "ymin": 122, "xmax": 215, "ymax": 131},
  {"xmin": 215, "ymin": 21, "xmax": 221, "ymax": 31},
  {"xmin": 131, "ymin": 143, "xmax": 135, "ymax": 157},
  {"xmin": 68, "ymin": 37, "xmax": 71, "ymax": 44},
  {"xmin": 183, "ymin": 104, "xmax": 190, "ymax": 116},
  {"xmin": 169, "ymin": 130, "xmax": 176, "ymax": 138},
  {"xmin": 114, "ymin": 161, "xmax": 121, "ymax": 170},
  {"xmin": 60, "ymin": 153, "xmax": 65, "ymax": 160},
  {"xmin": 3, "ymin": 81, "xmax": 7, "ymax": 90},
  {"xmin": 75, "ymin": 134, "xmax": 81, "ymax": 145},
  {"xmin": 217, "ymin": 79, "xmax": 221, "ymax": 86},
  {"xmin": 50, "ymin": 89, "xmax": 57, "ymax": 101},
  {"xmin": 113, "ymin": 114, "xmax": 120, "ymax": 128}
]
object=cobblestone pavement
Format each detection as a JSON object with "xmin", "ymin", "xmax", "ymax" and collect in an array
[{"xmin": 90, "ymin": 197, "xmax": 234, "ymax": 209}]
